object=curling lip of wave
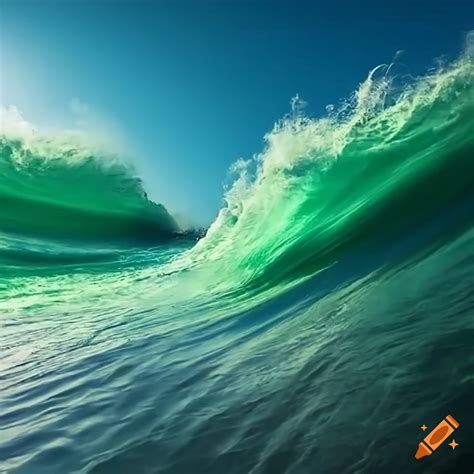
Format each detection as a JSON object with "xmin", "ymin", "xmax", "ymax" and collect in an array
[
  {"xmin": 162, "ymin": 41, "xmax": 474, "ymax": 297},
  {"xmin": 0, "ymin": 125, "xmax": 180, "ymax": 243}
]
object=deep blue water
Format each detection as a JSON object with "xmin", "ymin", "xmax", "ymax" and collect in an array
[{"xmin": 2, "ymin": 199, "xmax": 474, "ymax": 474}]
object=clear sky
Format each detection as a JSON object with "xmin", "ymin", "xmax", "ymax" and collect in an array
[{"xmin": 1, "ymin": 0, "xmax": 472, "ymax": 224}]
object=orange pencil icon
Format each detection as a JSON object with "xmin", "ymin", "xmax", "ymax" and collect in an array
[{"xmin": 415, "ymin": 414, "xmax": 460, "ymax": 459}]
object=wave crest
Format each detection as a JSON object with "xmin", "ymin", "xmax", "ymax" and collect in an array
[
  {"xmin": 174, "ymin": 44, "xmax": 474, "ymax": 296},
  {"xmin": 0, "ymin": 109, "xmax": 178, "ymax": 243}
]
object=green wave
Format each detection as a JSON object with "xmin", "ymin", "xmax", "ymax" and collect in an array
[
  {"xmin": 1, "ymin": 39, "xmax": 473, "ymax": 300},
  {"xmin": 169, "ymin": 42, "xmax": 474, "ymax": 298},
  {"xmin": 0, "ymin": 132, "xmax": 179, "ymax": 243}
]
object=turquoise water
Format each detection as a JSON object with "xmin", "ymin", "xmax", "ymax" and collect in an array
[{"xmin": 1, "ymin": 42, "xmax": 473, "ymax": 473}]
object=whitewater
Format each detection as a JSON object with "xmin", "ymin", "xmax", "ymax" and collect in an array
[{"xmin": 1, "ymin": 38, "xmax": 473, "ymax": 474}]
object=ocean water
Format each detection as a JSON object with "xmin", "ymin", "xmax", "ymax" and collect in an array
[{"xmin": 1, "ymin": 41, "xmax": 473, "ymax": 474}]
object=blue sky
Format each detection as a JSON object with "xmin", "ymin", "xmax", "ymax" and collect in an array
[{"xmin": 1, "ymin": 0, "xmax": 472, "ymax": 224}]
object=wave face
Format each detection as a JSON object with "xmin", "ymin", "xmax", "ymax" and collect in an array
[
  {"xmin": 1, "ymin": 39, "xmax": 473, "ymax": 474},
  {"xmin": 0, "ymin": 119, "xmax": 179, "ymax": 244},
  {"xmin": 174, "ymin": 44, "xmax": 474, "ymax": 298}
]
